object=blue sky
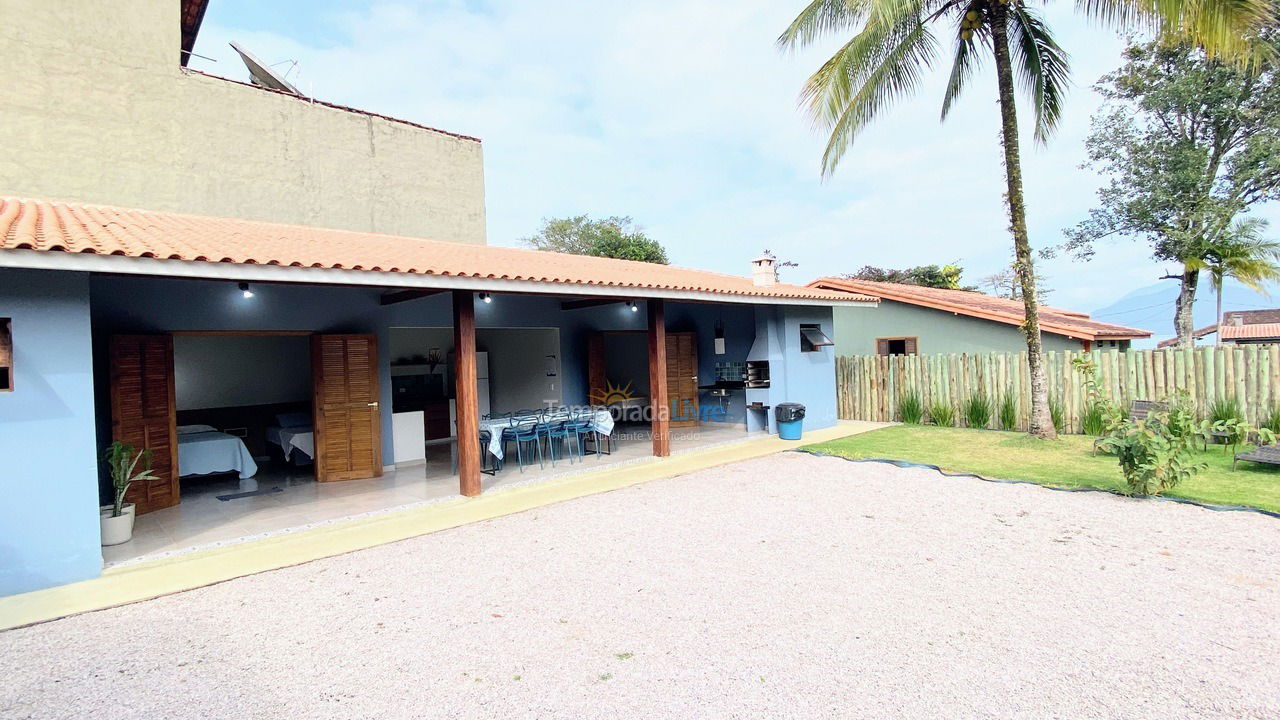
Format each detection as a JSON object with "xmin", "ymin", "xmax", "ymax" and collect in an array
[{"xmin": 191, "ymin": 0, "xmax": 1280, "ymax": 323}]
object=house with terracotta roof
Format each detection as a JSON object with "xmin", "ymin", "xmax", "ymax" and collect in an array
[
  {"xmin": 0, "ymin": 2, "xmax": 876, "ymax": 598},
  {"xmin": 809, "ymin": 278, "xmax": 1151, "ymax": 355},
  {"xmin": 1157, "ymin": 310, "xmax": 1280, "ymax": 348}
]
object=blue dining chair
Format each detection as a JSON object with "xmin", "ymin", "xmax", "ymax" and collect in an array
[
  {"xmin": 565, "ymin": 407, "xmax": 597, "ymax": 459},
  {"xmin": 541, "ymin": 417, "xmax": 577, "ymax": 466},
  {"xmin": 504, "ymin": 415, "xmax": 544, "ymax": 473}
]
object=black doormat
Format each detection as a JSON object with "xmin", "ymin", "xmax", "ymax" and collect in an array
[{"xmin": 216, "ymin": 487, "xmax": 283, "ymax": 501}]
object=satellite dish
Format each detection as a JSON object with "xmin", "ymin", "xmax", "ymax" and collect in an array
[{"xmin": 229, "ymin": 41, "xmax": 304, "ymax": 96}]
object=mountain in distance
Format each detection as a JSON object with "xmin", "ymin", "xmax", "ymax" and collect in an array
[{"xmin": 1090, "ymin": 279, "xmax": 1279, "ymax": 348}]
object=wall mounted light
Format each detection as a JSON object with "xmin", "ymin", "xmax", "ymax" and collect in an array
[
  {"xmin": 238, "ymin": 282, "xmax": 255, "ymax": 299},
  {"xmin": 479, "ymin": 292, "xmax": 492, "ymax": 304},
  {"xmin": 627, "ymin": 301, "xmax": 638, "ymax": 312}
]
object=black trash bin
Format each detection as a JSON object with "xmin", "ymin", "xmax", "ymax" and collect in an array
[{"xmin": 775, "ymin": 402, "xmax": 806, "ymax": 440}]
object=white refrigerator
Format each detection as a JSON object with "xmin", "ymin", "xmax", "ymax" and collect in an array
[{"xmin": 449, "ymin": 351, "xmax": 491, "ymax": 435}]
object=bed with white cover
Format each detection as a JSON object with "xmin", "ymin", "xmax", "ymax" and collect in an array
[
  {"xmin": 266, "ymin": 413, "xmax": 315, "ymax": 462},
  {"xmin": 177, "ymin": 424, "xmax": 259, "ymax": 480}
]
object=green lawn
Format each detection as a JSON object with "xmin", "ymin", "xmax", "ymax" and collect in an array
[{"xmin": 805, "ymin": 425, "xmax": 1280, "ymax": 513}]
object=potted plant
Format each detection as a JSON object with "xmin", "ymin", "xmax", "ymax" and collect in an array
[{"xmin": 100, "ymin": 441, "xmax": 157, "ymax": 546}]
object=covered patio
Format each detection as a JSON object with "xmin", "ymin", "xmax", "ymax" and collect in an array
[
  {"xmin": 0, "ymin": 196, "xmax": 874, "ymax": 594},
  {"xmin": 103, "ymin": 423, "xmax": 751, "ymax": 566}
]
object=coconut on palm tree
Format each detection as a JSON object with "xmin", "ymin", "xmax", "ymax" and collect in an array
[
  {"xmin": 777, "ymin": 0, "xmax": 1273, "ymax": 438},
  {"xmin": 1191, "ymin": 219, "xmax": 1280, "ymax": 344}
]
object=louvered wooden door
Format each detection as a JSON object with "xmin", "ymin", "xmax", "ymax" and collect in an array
[
  {"xmin": 665, "ymin": 332, "xmax": 699, "ymax": 427},
  {"xmin": 109, "ymin": 335, "xmax": 180, "ymax": 514},
  {"xmin": 312, "ymin": 334, "xmax": 383, "ymax": 483}
]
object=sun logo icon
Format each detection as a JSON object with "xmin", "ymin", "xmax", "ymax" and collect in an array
[{"xmin": 589, "ymin": 378, "xmax": 637, "ymax": 406}]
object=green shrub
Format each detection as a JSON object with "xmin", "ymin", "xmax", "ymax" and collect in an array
[
  {"xmin": 897, "ymin": 390, "xmax": 924, "ymax": 424},
  {"xmin": 1208, "ymin": 397, "xmax": 1243, "ymax": 425},
  {"xmin": 1209, "ymin": 417, "xmax": 1276, "ymax": 454},
  {"xmin": 997, "ymin": 394, "xmax": 1019, "ymax": 431},
  {"xmin": 1080, "ymin": 401, "xmax": 1108, "ymax": 436},
  {"xmin": 927, "ymin": 400, "xmax": 954, "ymax": 428},
  {"xmin": 1263, "ymin": 406, "xmax": 1280, "ymax": 435},
  {"xmin": 1165, "ymin": 390, "xmax": 1200, "ymax": 441},
  {"xmin": 963, "ymin": 392, "xmax": 993, "ymax": 429},
  {"xmin": 1048, "ymin": 397, "xmax": 1066, "ymax": 433},
  {"xmin": 1072, "ymin": 356, "xmax": 1123, "ymax": 436},
  {"xmin": 1098, "ymin": 411, "xmax": 1206, "ymax": 496}
]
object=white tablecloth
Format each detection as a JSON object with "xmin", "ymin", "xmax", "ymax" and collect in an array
[
  {"xmin": 478, "ymin": 410, "xmax": 615, "ymax": 461},
  {"xmin": 178, "ymin": 431, "xmax": 259, "ymax": 480}
]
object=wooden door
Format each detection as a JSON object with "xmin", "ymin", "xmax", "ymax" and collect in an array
[
  {"xmin": 109, "ymin": 335, "xmax": 180, "ymax": 514},
  {"xmin": 666, "ymin": 332, "xmax": 699, "ymax": 427},
  {"xmin": 312, "ymin": 334, "xmax": 383, "ymax": 482}
]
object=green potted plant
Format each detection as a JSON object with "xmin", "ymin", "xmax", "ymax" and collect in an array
[{"xmin": 101, "ymin": 441, "xmax": 157, "ymax": 546}]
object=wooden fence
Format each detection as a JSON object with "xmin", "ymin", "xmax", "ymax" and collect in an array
[{"xmin": 835, "ymin": 345, "xmax": 1280, "ymax": 433}]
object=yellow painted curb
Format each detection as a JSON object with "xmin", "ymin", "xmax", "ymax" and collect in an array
[{"xmin": 0, "ymin": 421, "xmax": 883, "ymax": 631}]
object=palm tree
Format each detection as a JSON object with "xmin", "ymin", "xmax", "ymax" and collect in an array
[
  {"xmin": 777, "ymin": 0, "xmax": 1271, "ymax": 438},
  {"xmin": 1191, "ymin": 219, "xmax": 1280, "ymax": 344}
]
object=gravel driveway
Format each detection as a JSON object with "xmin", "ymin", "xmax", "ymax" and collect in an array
[{"xmin": 3, "ymin": 452, "xmax": 1278, "ymax": 719}]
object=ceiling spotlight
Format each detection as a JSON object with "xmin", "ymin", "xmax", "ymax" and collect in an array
[
  {"xmin": 479, "ymin": 292, "xmax": 492, "ymax": 304},
  {"xmin": 627, "ymin": 301, "xmax": 638, "ymax": 312},
  {"xmin": 238, "ymin": 282, "xmax": 254, "ymax": 299}
]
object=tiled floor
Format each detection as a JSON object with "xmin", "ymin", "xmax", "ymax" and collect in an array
[{"xmin": 104, "ymin": 422, "xmax": 759, "ymax": 566}]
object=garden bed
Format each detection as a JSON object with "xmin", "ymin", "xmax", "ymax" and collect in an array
[{"xmin": 805, "ymin": 425, "xmax": 1280, "ymax": 513}]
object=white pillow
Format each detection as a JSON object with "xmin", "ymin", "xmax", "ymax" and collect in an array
[{"xmin": 177, "ymin": 424, "xmax": 218, "ymax": 435}]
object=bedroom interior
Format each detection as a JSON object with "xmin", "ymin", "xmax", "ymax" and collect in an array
[{"xmin": 172, "ymin": 332, "xmax": 315, "ymax": 497}]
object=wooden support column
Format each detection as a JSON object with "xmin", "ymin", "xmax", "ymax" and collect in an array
[
  {"xmin": 453, "ymin": 290, "xmax": 482, "ymax": 497},
  {"xmin": 647, "ymin": 298, "xmax": 671, "ymax": 457}
]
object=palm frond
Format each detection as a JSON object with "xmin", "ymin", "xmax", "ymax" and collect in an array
[
  {"xmin": 799, "ymin": 3, "xmax": 940, "ymax": 175},
  {"xmin": 1076, "ymin": 0, "xmax": 1275, "ymax": 61},
  {"xmin": 778, "ymin": 0, "xmax": 871, "ymax": 51},
  {"xmin": 1007, "ymin": 5, "xmax": 1070, "ymax": 144},
  {"xmin": 941, "ymin": 1, "xmax": 988, "ymax": 121},
  {"xmin": 1206, "ymin": 218, "xmax": 1280, "ymax": 294}
]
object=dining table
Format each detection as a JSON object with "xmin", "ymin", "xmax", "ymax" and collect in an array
[{"xmin": 478, "ymin": 408, "xmax": 615, "ymax": 462}]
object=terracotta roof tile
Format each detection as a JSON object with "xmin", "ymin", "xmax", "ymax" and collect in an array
[
  {"xmin": 810, "ymin": 277, "xmax": 1151, "ymax": 341},
  {"xmin": 1220, "ymin": 323, "xmax": 1280, "ymax": 340},
  {"xmin": 0, "ymin": 197, "xmax": 875, "ymax": 303}
]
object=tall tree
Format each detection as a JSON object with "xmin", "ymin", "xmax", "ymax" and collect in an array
[
  {"xmin": 778, "ymin": 0, "xmax": 1271, "ymax": 438},
  {"xmin": 522, "ymin": 215, "xmax": 669, "ymax": 264},
  {"xmin": 1062, "ymin": 39, "xmax": 1280, "ymax": 347},
  {"xmin": 1190, "ymin": 219, "xmax": 1280, "ymax": 342}
]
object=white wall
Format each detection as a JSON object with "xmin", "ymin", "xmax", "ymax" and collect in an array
[
  {"xmin": 479, "ymin": 329, "xmax": 562, "ymax": 412},
  {"xmin": 174, "ymin": 335, "xmax": 311, "ymax": 410}
]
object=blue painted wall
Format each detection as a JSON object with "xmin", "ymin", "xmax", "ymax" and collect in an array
[
  {"xmin": 744, "ymin": 305, "xmax": 838, "ymax": 433},
  {"xmin": 0, "ymin": 269, "xmax": 102, "ymax": 595}
]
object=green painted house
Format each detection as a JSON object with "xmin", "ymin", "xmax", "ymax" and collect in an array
[{"xmin": 810, "ymin": 278, "xmax": 1151, "ymax": 356}]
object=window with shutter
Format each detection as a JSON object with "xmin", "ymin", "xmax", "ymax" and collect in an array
[{"xmin": 875, "ymin": 337, "xmax": 919, "ymax": 356}]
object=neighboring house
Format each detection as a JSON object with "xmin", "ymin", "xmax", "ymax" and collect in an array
[
  {"xmin": 0, "ymin": 6, "xmax": 877, "ymax": 598},
  {"xmin": 1158, "ymin": 310, "xmax": 1280, "ymax": 347},
  {"xmin": 810, "ymin": 278, "xmax": 1151, "ymax": 355}
]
